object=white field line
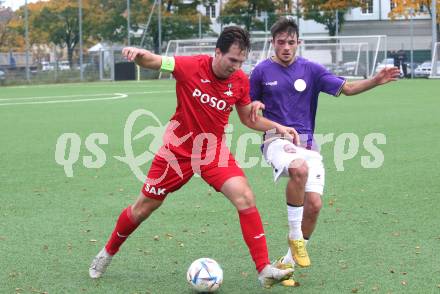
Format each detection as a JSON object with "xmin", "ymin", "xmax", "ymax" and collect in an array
[{"xmin": 0, "ymin": 90, "xmax": 174, "ymax": 107}]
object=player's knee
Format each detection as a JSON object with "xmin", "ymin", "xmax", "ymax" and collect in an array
[
  {"xmin": 288, "ymin": 160, "xmax": 308, "ymax": 183},
  {"xmin": 132, "ymin": 196, "xmax": 163, "ymax": 222},
  {"xmin": 306, "ymin": 198, "xmax": 322, "ymax": 216},
  {"xmin": 233, "ymin": 187, "xmax": 256, "ymax": 209}
]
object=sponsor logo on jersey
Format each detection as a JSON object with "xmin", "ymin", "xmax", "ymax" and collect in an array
[
  {"xmin": 201, "ymin": 79, "xmax": 211, "ymax": 83},
  {"xmin": 144, "ymin": 183, "xmax": 167, "ymax": 196},
  {"xmin": 192, "ymin": 88, "xmax": 229, "ymax": 111},
  {"xmin": 264, "ymin": 80, "xmax": 278, "ymax": 86}
]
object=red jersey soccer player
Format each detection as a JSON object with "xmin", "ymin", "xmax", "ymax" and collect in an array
[{"xmin": 89, "ymin": 26, "xmax": 298, "ymax": 288}]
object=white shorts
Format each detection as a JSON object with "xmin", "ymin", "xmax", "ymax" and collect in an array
[{"xmin": 264, "ymin": 138, "xmax": 325, "ymax": 195}]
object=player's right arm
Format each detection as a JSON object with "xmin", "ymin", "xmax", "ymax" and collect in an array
[{"xmin": 122, "ymin": 47, "xmax": 163, "ymax": 70}]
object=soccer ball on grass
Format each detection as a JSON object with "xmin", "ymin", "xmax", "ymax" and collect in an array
[{"xmin": 186, "ymin": 258, "xmax": 223, "ymax": 292}]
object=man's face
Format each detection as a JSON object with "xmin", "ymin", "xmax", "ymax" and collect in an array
[
  {"xmin": 272, "ymin": 32, "xmax": 300, "ymax": 66},
  {"xmin": 213, "ymin": 43, "xmax": 247, "ymax": 79}
]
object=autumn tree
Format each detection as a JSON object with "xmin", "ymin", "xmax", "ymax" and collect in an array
[
  {"xmin": 0, "ymin": 7, "xmax": 17, "ymax": 50},
  {"xmin": 301, "ymin": 0, "xmax": 363, "ymax": 36},
  {"xmin": 388, "ymin": 0, "xmax": 439, "ymax": 39}
]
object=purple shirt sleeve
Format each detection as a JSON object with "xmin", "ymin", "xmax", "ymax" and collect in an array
[
  {"xmin": 249, "ymin": 67, "xmax": 263, "ymax": 101},
  {"xmin": 314, "ymin": 63, "xmax": 346, "ymax": 97}
]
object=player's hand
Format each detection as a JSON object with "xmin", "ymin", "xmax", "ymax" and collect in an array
[
  {"xmin": 122, "ymin": 47, "xmax": 148, "ymax": 62},
  {"xmin": 276, "ymin": 124, "xmax": 301, "ymax": 146},
  {"xmin": 250, "ymin": 101, "xmax": 265, "ymax": 123},
  {"xmin": 374, "ymin": 66, "xmax": 401, "ymax": 84}
]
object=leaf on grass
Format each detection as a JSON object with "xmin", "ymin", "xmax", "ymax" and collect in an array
[
  {"xmin": 153, "ymin": 235, "xmax": 159, "ymax": 241},
  {"xmin": 351, "ymin": 288, "xmax": 358, "ymax": 293},
  {"xmin": 89, "ymin": 239, "xmax": 97, "ymax": 243},
  {"xmin": 401, "ymin": 281, "xmax": 407, "ymax": 286},
  {"xmin": 240, "ymin": 272, "xmax": 248, "ymax": 278},
  {"xmin": 165, "ymin": 233, "xmax": 173, "ymax": 239},
  {"xmin": 392, "ymin": 232, "xmax": 400, "ymax": 237}
]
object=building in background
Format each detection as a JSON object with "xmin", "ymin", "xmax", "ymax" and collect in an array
[{"xmin": 196, "ymin": 0, "xmax": 433, "ymax": 54}]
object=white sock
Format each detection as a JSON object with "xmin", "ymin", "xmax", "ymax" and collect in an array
[{"xmin": 287, "ymin": 205, "xmax": 304, "ymax": 240}]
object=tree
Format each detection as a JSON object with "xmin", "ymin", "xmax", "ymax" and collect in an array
[
  {"xmin": 221, "ymin": 0, "xmax": 278, "ymax": 31},
  {"xmin": 130, "ymin": 0, "xmax": 212, "ymax": 52},
  {"xmin": 301, "ymin": 0, "xmax": 363, "ymax": 36},
  {"xmin": 388, "ymin": 0, "xmax": 440, "ymax": 40},
  {"xmin": 88, "ymin": 0, "xmax": 130, "ymax": 43},
  {"xmin": 0, "ymin": 7, "xmax": 16, "ymax": 50}
]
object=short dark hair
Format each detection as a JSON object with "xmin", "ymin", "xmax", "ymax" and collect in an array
[
  {"xmin": 216, "ymin": 26, "xmax": 250, "ymax": 54},
  {"xmin": 270, "ymin": 16, "xmax": 299, "ymax": 40}
]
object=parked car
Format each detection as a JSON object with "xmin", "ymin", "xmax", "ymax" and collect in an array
[
  {"xmin": 341, "ymin": 61, "xmax": 368, "ymax": 78},
  {"xmin": 41, "ymin": 61, "xmax": 55, "ymax": 71},
  {"xmin": 0, "ymin": 70, "xmax": 5, "ymax": 82},
  {"xmin": 414, "ymin": 61, "xmax": 432, "ymax": 78},
  {"xmin": 58, "ymin": 60, "xmax": 71, "ymax": 70},
  {"xmin": 375, "ymin": 58, "xmax": 396, "ymax": 72}
]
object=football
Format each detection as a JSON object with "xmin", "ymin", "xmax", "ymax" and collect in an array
[{"xmin": 186, "ymin": 258, "xmax": 223, "ymax": 292}]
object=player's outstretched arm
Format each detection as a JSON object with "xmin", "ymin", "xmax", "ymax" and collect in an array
[
  {"xmin": 342, "ymin": 66, "xmax": 401, "ymax": 96},
  {"xmin": 122, "ymin": 47, "xmax": 162, "ymax": 70},
  {"xmin": 236, "ymin": 103, "xmax": 300, "ymax": 145}
]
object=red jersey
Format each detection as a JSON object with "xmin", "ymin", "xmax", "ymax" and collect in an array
[{"xmin": 162, "ymin": 55, "xmax": 251, "ymax": 157}]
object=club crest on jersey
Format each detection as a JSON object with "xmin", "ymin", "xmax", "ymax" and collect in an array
[{"xmin": 224, "ymin": 83, "xmax": 233, "ymax": 97}]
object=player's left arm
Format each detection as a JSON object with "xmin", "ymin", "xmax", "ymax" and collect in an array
[
  {"xmin": 236, "ymin": 103, "xmax": 300, "ymax": 145},
  {"xmin": 342, "ymin": 66, "xmax": 400, "ymax": 96}
]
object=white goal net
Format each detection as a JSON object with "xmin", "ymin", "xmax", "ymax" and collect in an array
[
  {"xmin": 429, "ymin": 42, "xmax": 440, "ymax": 79},
  {"xmin": 162, "ymin": 35, "xmax": 386, "ymax": 79}
]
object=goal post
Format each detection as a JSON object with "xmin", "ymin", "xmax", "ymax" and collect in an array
[
  {"xmin": 266, "ymin": 35, "xmax": 387, "ymax": 79},
  {"xmin": 159, "ymin": 35, "xmax": 386, "ymax": 79},
  {"xmin": 429, "ymin": 42, "xmax": 440, "ymax": 79}
]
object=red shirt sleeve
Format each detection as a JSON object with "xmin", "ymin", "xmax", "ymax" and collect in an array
[
  {"xmin": 235, "ymin": 73, "xmax": 251, "ymax": 107},
  {"xmin": 172, "ymin": 55, "xmax": 199, "ymax": 81}
]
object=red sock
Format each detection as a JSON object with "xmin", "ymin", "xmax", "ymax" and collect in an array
[
  {"xmin": 105, "ymin": 206, "xmax": 139, "ymax": 255},
  {"xmin": 238, "ymin": 207, "xmax": 270, "ymax": 273}
]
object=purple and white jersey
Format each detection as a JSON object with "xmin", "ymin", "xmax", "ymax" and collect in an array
[{"xmin": 250, "ymin": 56, "xmax": 345, "ymax": 149}]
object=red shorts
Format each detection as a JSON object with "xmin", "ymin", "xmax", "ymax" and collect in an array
[{"xmin": 141, "ymin": 148, "xmax": 245, "ymax": 201}]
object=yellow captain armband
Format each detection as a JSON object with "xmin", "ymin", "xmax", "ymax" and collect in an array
[{"xmin": 161, "ymin": 56, "xmax": 175, "ymax": 72}]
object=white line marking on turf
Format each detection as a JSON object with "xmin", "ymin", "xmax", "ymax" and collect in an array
[
  {"xmin": 0, "ymin": 93, "xmax": 128, "ymax": 106},
  {"xmin": 0, "ymin": 90, "xmax": 174, "ymax": 101},
  {"xmin": 0, "ymin": 90, "xmax": 174, "ymax": 107}
]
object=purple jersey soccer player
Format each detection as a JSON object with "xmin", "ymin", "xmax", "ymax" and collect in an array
[
  {"xmin": 250, "ymin": 55, "xmax": 345, "ymax": 150},
  {"xmin": 249, "ymin": 16, "xmax": 400, "ymax": 287}
]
